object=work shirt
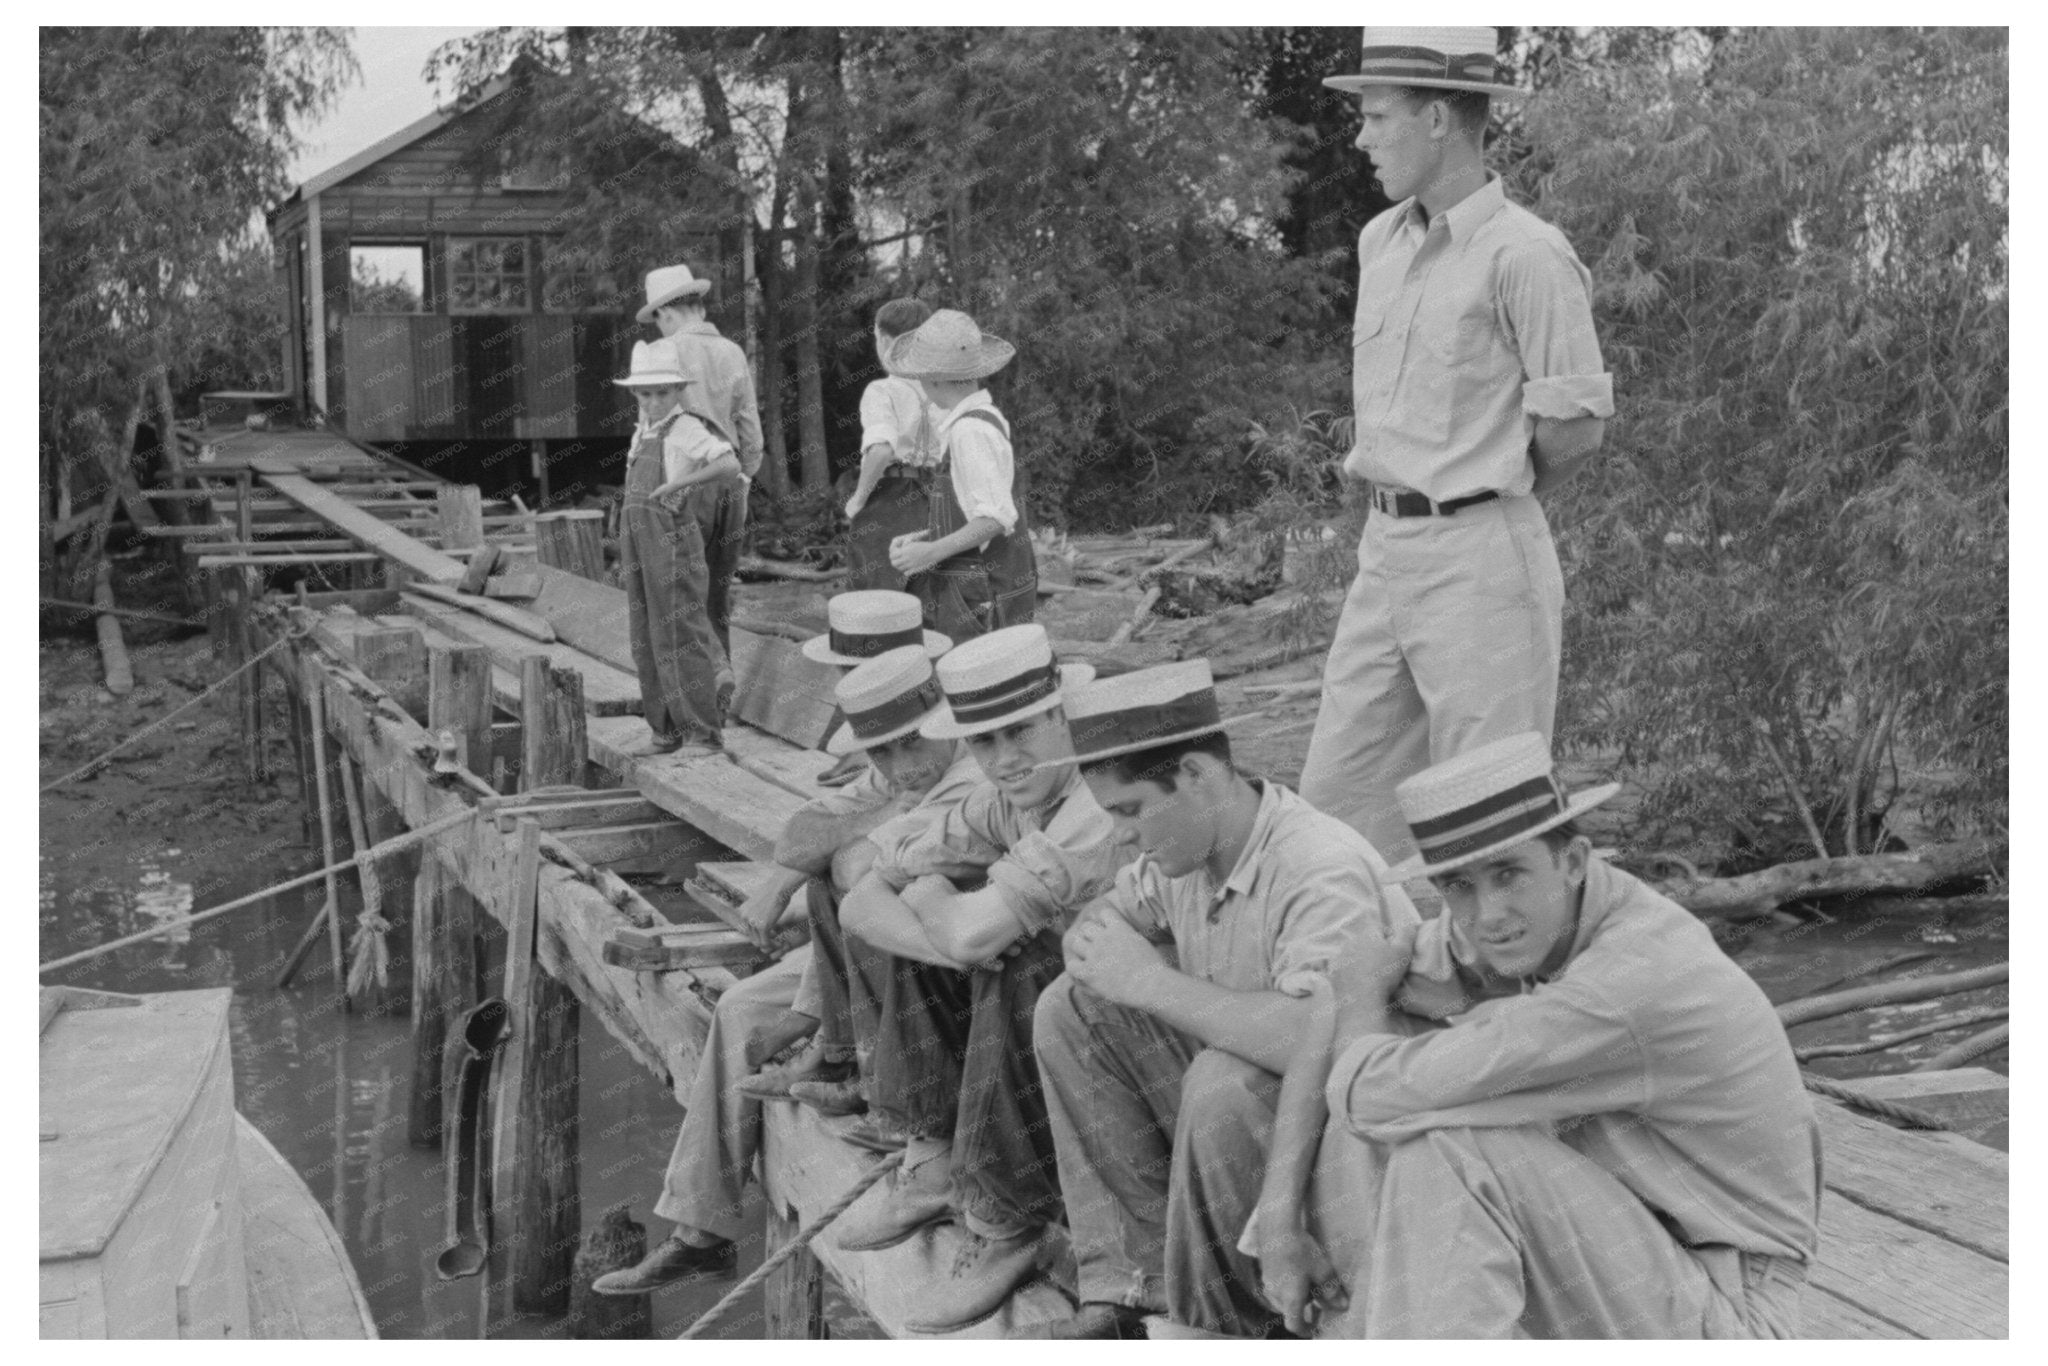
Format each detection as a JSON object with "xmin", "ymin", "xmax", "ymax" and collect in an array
[
  {"xmin": 1100, "ymin": 782, "xmax": 1419, "ymax": 996},
  {"xmin": 1344, "ymin": 175, "xmax": 1614, "ymax": 503},
  {"xmin": 871, "ymin": 764, "xmax": 1129, "ymax": 936},
  {"xmin": 859, "ymin": 375, "xmax": 942, "ymax": 469},
  {"xmin": 932, "ymin": 390, "xmax": 1020, "ymax": 533},
  {"xmin": 632, "ymin": 408, "xmax": 734, "ymax": 487},
  {"xmin": 803, "ymin": 744, "xmax": 983, "ymax": 830},
  {"xmin": 664, "ymin": 323, "xmax": 765, "ymax": 479},
  {"xmin": 1326, "ymin": 858, "xmax": 1822, "ymax": 1262}
]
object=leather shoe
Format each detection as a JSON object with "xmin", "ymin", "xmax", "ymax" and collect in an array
[
  {"xmin": 826, "ymin": 1112, "xmax": 906, "ymax": 1154},
  {"xmin": 834, "ymin": 1152, "xmax": 954, "ymax": 1252},
  {"xmin": 736, "ymin": 1053, "xmax": 849, "ymax": 1102},
  {"xmin": 1011, "ymin": 1301, "xmax": 1149, "ymax": 1339},
  {"xmin": 589, "ymin": 1231, "xmax": 735, "ymax": 1295},
  {"xmin": 902, "ymin": 1228, "xmax": 1046, "ymax": 1334}
]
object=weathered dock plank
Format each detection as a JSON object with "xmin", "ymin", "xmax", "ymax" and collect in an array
[
  {"xmin": 1813, "ymin": 1100, "xmax": 2007, "ymax": 1261},
  {"xmin": 1809, "ymin": 1189, "xmax": 2007, "ymax": 1338},
  {"xmin": 259, "ymin": 470, "xmax": 467, "ymax": 585}
]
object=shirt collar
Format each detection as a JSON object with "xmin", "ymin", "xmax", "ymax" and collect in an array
[
  {"xmin": 1213, "ymin": 779, "xmax": 1283, "ymax": 904},
  {"xmin": 632, "ymin": 408, "xmax": 684, "ymax": 441},
  {"xmin": 1394, "ymin": 173, "xmax": 1507, "ymax": 248},
  {"xmin": 674, "ymin": 320, "xmax": 722, "ymax": 337},
  {"xmin": 935, "ymin": 389, "xmax": 995, "ymax": 434}
]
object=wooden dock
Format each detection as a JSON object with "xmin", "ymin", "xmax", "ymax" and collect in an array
[{"xmin": 202, "ymin": 428, "xmax": 2006, "ymax": 1340}]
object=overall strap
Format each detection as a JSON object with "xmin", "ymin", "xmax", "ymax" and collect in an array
[{"xmin": 950, "ymin": 408, "xmax": 1011, "ymax": 442}]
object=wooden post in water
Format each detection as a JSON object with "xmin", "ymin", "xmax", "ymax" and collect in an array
[
  {"xmin": 509, "ymin": 655, "xmax": 586, "ymax": 1315},
  {"xmin": 763, "ymin": 1205, "xmax": 827, "ymax": 1339},
  {"xmin": 352, "ymin": 623, "xmax": 427, "ymax": 1014},
  {"xmin": 412, "ymin": 641, "xmax": 492, "ymax": 1149},
  {"xmin": 484, "ymin": 815, "xmax": 544, "ymax": 1334},
  {"xmin": 535, "ymin": 510, "xmax": 607, "ymax": 583}
]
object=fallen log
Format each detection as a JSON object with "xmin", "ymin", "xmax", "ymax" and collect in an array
[
  {"xmin": 1776, "ymin": 962, "xmax": 2007, "ymax": 1028},
  {"xmin": 1658, "ymin": 839, "xmax": 2001, "ymax": 920},
  {"xmin": 1914, "ymin": 1022, "xmax": 2009, "ymax": 1072},
  {"xmin": 739, "ymin": 554, "xmax": 841, "ymax": 583},
  {"xmin": 1793, "ymin": 1006, "xmax": 2009, "ymax": 1061}
]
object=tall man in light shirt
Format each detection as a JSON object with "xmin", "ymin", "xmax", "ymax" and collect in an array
[{"xmin": 1298, "ymin": 28, "xmax": 1615, "ymax": 865}]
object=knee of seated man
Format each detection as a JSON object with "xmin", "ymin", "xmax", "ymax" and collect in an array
[
  {"xmin": 1177, "ymin": 1050, "xmax": 1274, "ymax": 1151},
  {"xmin": 1032, "ymin": 973, "xmax": 1085, "ymax": 1056}
]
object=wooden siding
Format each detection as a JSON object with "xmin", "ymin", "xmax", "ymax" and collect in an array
[{"xmin": 337, "ymin": 316, "xmax": 633, "ymax": 443}]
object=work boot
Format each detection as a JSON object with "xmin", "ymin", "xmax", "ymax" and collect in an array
[
  {"xmin": 787, "ymin": 1076, "xmax": 866, "ymax": 1116},
  {"xmin": 901, "ymin": 1226, "xmax": 1047, "ymax": 1334},
  {"xmin": 744, "ymin": 1012, "xmax": 820, "ymax": 1070},
  {"xmin": 827, "ymin": 1111, "xmax": 907, "ymax": 1154},
  {"xmin": 1012, "ymin": 1302, "xmax": 1150, "ymax": 1339},
  {"xmin": 589, "ymin": 1230, "xmax": 736, "ymax": 1295},
  {"xmin": 834, "ymin": 1144, "xmax": 955, "ymax": 1252}
]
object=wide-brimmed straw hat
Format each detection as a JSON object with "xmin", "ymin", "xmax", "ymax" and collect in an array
[
  {"xmin": 1387, "ymin": 733, "xmax": 1619, "ymax": 881},
  {"xmin": 920, "ymin": 624, "xmax": 1094, "ymax": 741},
  {"xmin": 613, "ymin": 339, "xmax": 691, "ymax": 389},
  {"xmin": 885, "ymin": 309, "xmax": 1015, "ymax": 383},
  {"xmin": 825, "ymin": 646, "xmax": 951, "ymax": 755},
  {"xmin": 1323, "ymin": 26, "xmax": 1523, "ymax": 99},
  {"xmin": 801, "ymin": 590, "xmax": 952, "ymax": 666},
  {"xmin": 636, "ymin": 264, "xmax": 713, "ymax": 323},
  {"xmin": 1054, "ymin": 660, "xmax": 1229, "ymax": 765}
]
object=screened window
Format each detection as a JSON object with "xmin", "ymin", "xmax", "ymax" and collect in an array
[
  {"xmin": 349, "ymin": 244, "xmax": 426, "ymax": 313},
  {"xmin": 447, "ymin": 237, "xmax": 531, "ymax": 313},
  {"xmin": 542, "ymin": 245, "xmax": 620, "ymax": 313}
]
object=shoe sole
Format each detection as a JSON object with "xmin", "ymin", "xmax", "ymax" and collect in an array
[
  {"xmin": 902, "ymin": 1275, "xmax": 1047, "ymax": 1336},
  {"xmin": 588, "ymin": 1263, "xmax": 737, "ymax": 1297},
  {"xmin": 835, "ymin": 1207, "xmax": 953, "ymax": 1253}
]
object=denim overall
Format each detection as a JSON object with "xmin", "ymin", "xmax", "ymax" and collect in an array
[{"xmin": 914, "ymin": 408, "xmax": 1037, "ymax": 642}]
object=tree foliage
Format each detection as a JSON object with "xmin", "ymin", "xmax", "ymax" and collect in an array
[
  {"xmin": 39, "ymin": 26, "xmax": 354, "ymax": 584},
  {"xmin": 1518, "ymin": 27, "xmax": 2007, "ymax": 858}
]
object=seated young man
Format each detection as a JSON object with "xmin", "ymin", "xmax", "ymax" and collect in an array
[
  {"xmin": 589, "ymin": 649, "xmax": 977, "ymax": 1297},
  {"xmin": 1024, "ymin": 661, "xmax": 1417, "ymax": 1340},
  {"xmin": 831, "ymin": 623, "xmax": 1127, "ymax": 1334},
  {"xmin": 1251, "ymin": 733, "xmax": 1822, "ymax": 1339}
]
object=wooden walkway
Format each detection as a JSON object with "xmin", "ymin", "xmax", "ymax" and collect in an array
[{"xmin": 209, "ymin": 432, "xmax": 2005, "ymax": 1340}]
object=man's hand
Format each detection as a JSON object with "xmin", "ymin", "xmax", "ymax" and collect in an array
[
  {"xmin": 1328, "ymin": 922, "xmax": 1420, "ymax": 1036},
  {"xmin": 1065, "ymin": 908, "xmax": 1168, "ymax": 1007},
  {"xmin": 734, "ymin": 882, "xmax": 799, "ymax": 947},
  {"xmin": 1255, "ymin": 1222, "xmax": 1348, "ymax": 1337},
  {"xmin": 890, "ymin": 531, "xmax": 940, "ymax": 577}
]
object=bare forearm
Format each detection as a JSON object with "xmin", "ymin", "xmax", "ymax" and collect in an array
[
  {"xmin": 842, "ymin": 876, "xmax": 969, "ymax": 968},
  {"xmin": 925, "ymin": 515, "xmax": 1004, "ymax": 561},
  {"xmin": 660, "ymin": 452, "xmax": 742, "ymax": 494},
  {"xmin": 1530, "ymin": 416, "xmax": 1604, "ymax": 495},
  {"xmin": 1125, "ymin": 970, "xmax": 1315, "ymax": 1074},
  {"xmin": 776, "ymin": 803, "xmax": 904, "ymax": 876},
  {"xmin": 1259, "ymin": 984, "xmax": 1337, "ymax": 1221}
]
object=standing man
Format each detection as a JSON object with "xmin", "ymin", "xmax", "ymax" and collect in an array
[
  {"xmin": 1298, "ymin": 27, "xmax": 1614, "ymax": 864},
  {"xmin": 640, "ymin": 263, "xmax": 765, "ymax": 672}
]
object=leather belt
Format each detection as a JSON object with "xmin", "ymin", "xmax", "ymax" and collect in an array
[{"xmin": 1371, "ymin": 486, "xmax": 1500, "ymax": 518}]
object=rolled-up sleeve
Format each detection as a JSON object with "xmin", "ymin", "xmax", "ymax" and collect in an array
[
  {"xmin": 1501, "ymin": 237, "xmax": 1615, "ymax": 422},
  {"xmin": 985, "ymin": 798, "xmax": 1124, "ymax": 935},
  {"xmin": 662, "ymin": 417, "xmax": 734, "ymax": 483},
  {"xmin": 945, "ymin": 421, "xmax": 1019, "ymax": 532},
  {"xmin": 871, "ymin": 784, "xmax": 1007, "ymax": 884},
  {"xmin": 859, "ymin": 382, "xmax": 899, "ymax": 453},
  {"xmin": 1326, "ymin": 979, "xmax": 1650, "ymax": 1142}
]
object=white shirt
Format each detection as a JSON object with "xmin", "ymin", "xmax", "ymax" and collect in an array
[
  {"xmin": 633, "ymin": 409, "xmax": 733, "ymax": 485},
  {"xmin": 933, "ymin": 390, "xmax": 1019, "ymax": 533},
  {"xmin": 858, "ymin": 375, "xmax": 943, "ymax": 469}
]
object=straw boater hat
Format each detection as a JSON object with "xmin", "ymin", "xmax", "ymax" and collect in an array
[
  {"xmin": 1386, "ymin": 733, "xmax": 1619, "ymax": 882},
  {"xmin": 636, "ymin": 263, "xmax": 713, "ymax": 323},
  {"xmin": 801, "ymin": 590, "xmax": 952, "ymax": 666},
  {"xmin": 613, "ymin": 339, "xmax": 691, "ymax": 389},
  {"xmin": 885, "ymin": 309, "xmax": 1016, "ymax": 383},
  {"xmin": 825, "ymin": 646, "xmax": 951, "ymax": 755},
  {"xmin": 1057, "ymin": 660, "xmax": 1232, "ymax": 766},
  {"xmin": 1322, "ymin": 26, "xmax": 1523, "ymax": 99},
  {"xmin": 919, "ymin": 624, "xmax": 1094, "ymax": 741}
]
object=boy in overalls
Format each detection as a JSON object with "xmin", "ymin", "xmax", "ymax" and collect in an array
[
  {"xmin": 884, "ymin": 309, "xmax": 1038, "ymax": 642},
  {"xmin": 615, "ymin": 340, "xmax": 743, "ymax": 758},
  {"xmin": 844, "ymin": 297, "xmax": 940, "ymax": 592}
]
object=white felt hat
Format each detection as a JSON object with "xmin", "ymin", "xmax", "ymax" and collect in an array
[
  {"xmin": 1323, "ymin": 26, "xmax": 1524, "ymax": 98},
  {"xmin": 801, "ymin": 590, "xmax": 952, "ymax": 666},
  {"xmin": 637, "ymin": 263, "xmax": 713, "ymax": 323},
  {"xmin": 825, "ymin": 647, "xmax": 953, "ymax": 754},
  {"xmin": 920, "ymin": 624, "xmax": 1093, "ymax": 741},
  {"xmin": 884, "ymin": 309, "xmax": 1016, "ymax": 382},
  {"xmin": 1386, "ymin": 733, "xmax": 1619, "ymax": 881}
]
